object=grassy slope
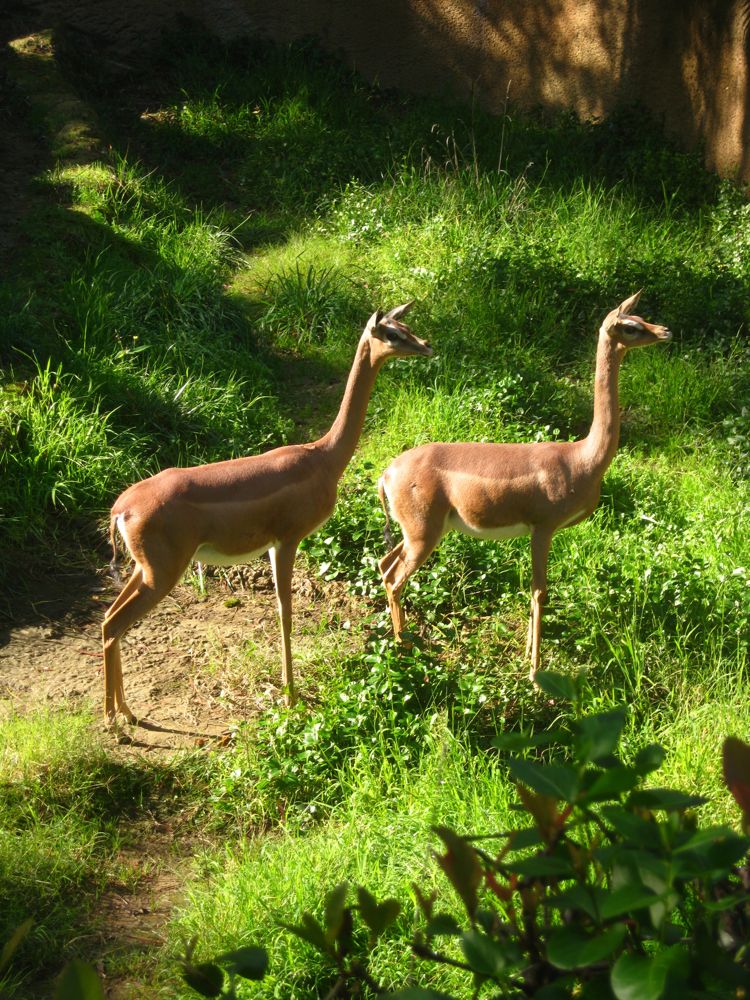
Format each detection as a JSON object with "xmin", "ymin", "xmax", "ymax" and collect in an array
[{"xmin": 1, "ymin": 28, "xmax": 749, "ymax": 997}]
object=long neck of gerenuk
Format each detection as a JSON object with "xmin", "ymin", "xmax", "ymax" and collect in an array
[
  {"xmin": 582, "ymin": 328, "xmax": 625, "ymax": 476},
  {"xmin": 317, "ymin": 337, "xmax": 383, "ymax": 481}
]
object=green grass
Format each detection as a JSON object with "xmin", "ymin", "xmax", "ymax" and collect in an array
[
  {"xmin": 1, "ymin": 25, "xmax": 750, "ymax": 997},
  {"xmin": 160, "ymin": 728, "xmax": 515, "ymax": 998},
  {"xmin": 0, "ymin": 709, "xmax": 202, "ymax": 994}
]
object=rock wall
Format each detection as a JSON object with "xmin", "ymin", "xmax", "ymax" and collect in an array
[
  {"xmin": 4, "ymin": 0, "xmax": 748, "ymax": 179},
  {"xmin": 231, "ymin": 0, "xmax": 750, "ymax": 179}
]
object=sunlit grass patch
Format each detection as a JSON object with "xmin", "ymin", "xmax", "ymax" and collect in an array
[
  {"xmin": 168, "ymin": 727, "xmax": 513, "ymax": 998},
  {"xmin": 654, "ymin": 694, "xmax": 750, "ymax": 825},
  {"xmin": 2, "ymin": 25, "xmax": 750, "ymax": 997}
]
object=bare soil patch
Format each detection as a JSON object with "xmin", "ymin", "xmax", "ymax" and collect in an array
[
  {"xmin": 92, "ymin": 830, "xmax": 188, "ymax": 1000},
  {"xmin": 0, "ymin": 559, "xmax": 363, "ymax": 751},
  {"xmin": 0, "ymin": 558, "xmax": 365, "ymax": 998}
]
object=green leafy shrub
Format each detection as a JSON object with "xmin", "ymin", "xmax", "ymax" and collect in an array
[
  {"xmin": 180, "ymin": 939, "xmax": 268, "ymax": 999},
  {"xmin": 184, "ymin": 673, "xmax": 750, "ymax": 998},
  {"xmin": 204, "ymin": 636, "xmax": 493, "ymax": 829}
]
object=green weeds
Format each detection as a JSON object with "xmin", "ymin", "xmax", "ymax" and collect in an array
[
  {"xmin": 2, "ymin": 25, "xmax": 750, "ymax": 999},
  {"xmin": 202, "ymin": 636, "xmax": 492, "ymax": 832},
  {"xmin": 0, "ymin": 709, "xmax": 205, "ymax": 993}
]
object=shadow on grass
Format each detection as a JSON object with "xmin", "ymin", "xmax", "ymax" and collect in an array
[
  {"xmin": 57, "ymin": 24, "xmax": 723, "ymax": 227},
  {"xmin": 3, "ymin": 21, "xmax": 748, "ymax": 634},
  {"xmin": 0, "ymin": 747, "xmax": 208, "ymax": 997}
]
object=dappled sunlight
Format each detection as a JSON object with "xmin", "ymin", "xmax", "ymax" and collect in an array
[
  {"xmin": 6, "ymin": 30, "xmax": 100, "ymax": 164},
  {"xmin": 414, "ymin": 0, "xmax": 623, "ymax": 118},
  {"xmin": 1, "ymin": 24, "xmax": 749, "ymax": 998}
]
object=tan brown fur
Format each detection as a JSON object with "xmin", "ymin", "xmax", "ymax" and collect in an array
[
  {"xmin": 378, "ymin": 292, "xmax": 671, "ymax": 677},
  {"xmin": 102, "ymin": 304, "xmax": 432, "ymax": 725}
]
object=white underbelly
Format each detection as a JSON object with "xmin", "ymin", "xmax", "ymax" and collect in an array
[
  {"xmin": 560, "ymin": 508, "xmax": 587, "ymax": 528},
  {"xmin": 192, "ymin": 543, "xmax": 271, "ymax": 567},
  {"xmin": 448, "ymin": 513, "xmax": 530, "ymax": 540}
]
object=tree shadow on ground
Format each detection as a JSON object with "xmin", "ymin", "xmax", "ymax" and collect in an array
[{"xmin": 54, "ymin": 23, "xmax": 720, "ymax": 238}]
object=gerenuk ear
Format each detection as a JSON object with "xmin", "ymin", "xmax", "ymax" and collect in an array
[
  {"xmin": 618, "ymin": 290, "xmax": 642, "ymax": 316},
  {"xmin": 383, "ymin": 301, "xmax": 414, "ymax": 322},
  {"xmin": 367, "ymin": 309, "xmax": 385, "ymax": 331}
]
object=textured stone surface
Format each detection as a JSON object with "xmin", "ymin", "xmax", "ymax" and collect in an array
[{"xmin": 2, "ymin": 1, "xmax": 748, "ymax": 177}]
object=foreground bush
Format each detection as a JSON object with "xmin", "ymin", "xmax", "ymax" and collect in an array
[{"xmin": 182, "ymin": 672, "xmax": 750, "ymax": 998}]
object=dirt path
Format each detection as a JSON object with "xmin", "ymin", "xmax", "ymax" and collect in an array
[
  {"xmin": 0, "ymin": 557, "xmax": 364, "ymax": 998},
  {"xmin": 0, "ymin": 559, "xmax": 361, "ymax": 750}
]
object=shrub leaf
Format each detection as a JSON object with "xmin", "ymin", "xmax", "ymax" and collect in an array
[
  {"xmin": 546, "ymin": 924, "xmax": 627, "ymax": 970},
  {"xmin": 432, "ymin": 826, "xmax": 482, "ymax": 918},
  {"xmin": 180, "ymin": 962, "xmax": 224, "ymax": 998},
  {"xmin": 611, "ymin": 946, "xmax": 689, "ymax": 1000},
  {"xmin": 508, "ymin": 759, "xmax": 579, "ymax": 802},
  {"xmin": 55, "ymin": 960, "xmax": 106, "ymax": 1000},
  {"xmin": 575, "ymin": 710, "xmax": 626, "ymax": 762},
  {"xmin": 634, "ymin": 743, "xmax": 666, "ymax": 775},
  {"xmin": 460, "ymin": 928, "xmax": 511, "ymax": 977},
  {"xmin": 357, "ymin": 887, "xmax": 401, "ymax": 940},
  {"xmin": 534, "ymin": 671, "xmax": 578, "ymax": 702},
  {"xmin": 215, "ymin": 946, "xmax": 268, "ymax": 980}
]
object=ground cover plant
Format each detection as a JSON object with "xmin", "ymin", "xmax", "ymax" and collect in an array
[
  {"xmin": 178, "ymin": 674, "xmax": 750, "ymax": 1000},
  {"xmin": 0, "ymin": 23, "xmax": 749, "ymax": 998}
]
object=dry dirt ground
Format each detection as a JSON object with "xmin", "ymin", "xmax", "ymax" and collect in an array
[
  {"xmin": 0, "ymin": 557, "xmax": 362, "ymax": 749},
  {"xmin": 0, "ymin": 557, "xmax": 363, "ymax": 998}
]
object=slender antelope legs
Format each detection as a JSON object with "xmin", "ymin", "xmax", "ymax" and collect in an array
[
  {"xmin": 269, "ymin": 542, "xmax": 298, "ymax": 706},
  {"xmin": 526, "ymin": 528, "xmax": 552, "ymax": 680},
  {"xmin": 102, "ymin": 559, "xmax": 185, "ymax": 723},
  {"xmin": 378, "ymin": 534, "xmax": 440, "ymax": 639},
  {"xmin": 376, "ymin": 292, "xmax": 671, "ymax": 677},
  {"xmin": 102, "ymin": 304, "xmax": 432, "ymax": 725}
]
